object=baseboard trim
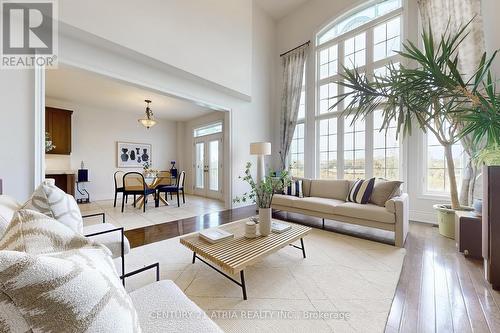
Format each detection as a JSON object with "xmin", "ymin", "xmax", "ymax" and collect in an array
[{"xmin": 410, "ymin": 210, "xmax": 437, "ymax": 225}]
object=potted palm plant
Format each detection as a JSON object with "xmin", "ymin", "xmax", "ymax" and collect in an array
[
  {"xmin": 334, "ymin": 22, "xmax": 499, "ymax": 238},
  {"xmin": 233, "ymin": 162, "xmax": 291, "ymax": 236}
]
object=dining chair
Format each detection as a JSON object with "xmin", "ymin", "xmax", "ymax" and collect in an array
[
  {"xmin": 156, "ymin": 171, "xmax": 186, "ymax": 207},
  {"xmin": 122, "ymin": 172, "xmax": 157, "ymax": 213},
  {"xmin": 113, "ymin": 171, "xmax": 125, "ymax": 207}
]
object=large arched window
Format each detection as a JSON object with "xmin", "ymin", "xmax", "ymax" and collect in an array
[{"xmin": 315, "ymin": 0, "xmax": 403, "ymax": 180}]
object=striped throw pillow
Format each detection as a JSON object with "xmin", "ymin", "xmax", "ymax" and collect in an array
[
  {"xmin": 283, "ymin": 180, "xmax": 304, "ymax": 198},
  {"xmin": 347, "ymin": 178, "xmax": 375, "ymax": 204}
]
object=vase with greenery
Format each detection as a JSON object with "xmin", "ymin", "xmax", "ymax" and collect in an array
[
  {"xmin": 234, "ymin": 162, "xmax": 291, "ymax": 235},
  {"xmin": 333, "ymin": 21, "xmax": 499, "ymax": 238},
  {"xmin": 45, "ymin": 132, "xmax": 56, "ymax": 153}
]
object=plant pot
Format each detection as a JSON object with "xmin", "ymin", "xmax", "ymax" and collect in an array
[
  {"xmin": 433, "ymin": 204, "xmax": 473, "ymax": 239},
  {"xmin": 473, "ymin": 199, "xmax": 483, "ymax": 217},
  {"xmin": 259, "ymin": 208, "xmax": 272, "ymax": 236}
]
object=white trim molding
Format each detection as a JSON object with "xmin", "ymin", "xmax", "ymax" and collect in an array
[
  {"xmin": 34, "ymin": 64, "xmax": 45, "ymax": 188},
  {"xmin": 410, "ymin": 209, "xmax": 438, "ymax": 225}
]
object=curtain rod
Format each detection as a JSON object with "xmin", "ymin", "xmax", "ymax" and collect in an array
[{"xmin": 280, "ymin": 40, "xmax": 311, "ymax": 57}]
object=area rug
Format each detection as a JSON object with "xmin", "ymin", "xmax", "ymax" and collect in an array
[
  {"xmin": 121, "ymin": 220, "xmax": 406, "ymax": 333},
  {"xmin": 79, "ymin": 195, "xmax": 226, "ymax": 230}
]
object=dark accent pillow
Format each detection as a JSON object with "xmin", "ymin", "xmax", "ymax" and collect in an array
[
  {"xmin": 283, "ymin": 180, "xmax": 304, "ymax": 198},
  {"xmin": 346, "ymin": 178, "xmax": 375, "ymax": 204}
]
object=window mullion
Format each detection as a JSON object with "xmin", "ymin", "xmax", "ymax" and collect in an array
[
  {"xmin": 366, "ymin": 113, "xmax": 374, "ymax": 178},
  {"xmin": 337, "ymin": 41, "xmax": 345, "ymax": 180},
  {"xmin": 338, "ymin": 115, "xmax": 345, "ymax": 180},
  {"xmin": 365, "ymin": 26, "xmax": 374, "ymax": 178}
]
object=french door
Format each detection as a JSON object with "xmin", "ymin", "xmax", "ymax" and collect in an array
[{"xmin": 193, "ymin": 134, "xmax": 223, "ymax": 199}]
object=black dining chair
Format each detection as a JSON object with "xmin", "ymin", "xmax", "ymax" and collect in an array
[
  {"xmin": 156, "ymin": 171, "xmax": 186, "ymax": 207},
  {"xmin": 113, "ymin": 171, "xmax": 126, "ymax": 207},
  {"xmin": 122, "ymin": 172, "xmax": 157, "ymax": 213}
]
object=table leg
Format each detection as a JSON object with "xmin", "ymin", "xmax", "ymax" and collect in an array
[
  {"xmin": 191, "ymin": 254, "xmax": 249, "ymax": 300},
  {"xmin": 240, "ymin": 270, "xmax": 247, "ymax": 300},
  {"xmin": 289, "ymin": 238, "xmax": 306, "ymax": 258},
  {"xmin": 159, "ymin": 195, "xmax": 170, "ymax": 206},
  {"xmin": 300, "ymin": 238, "xmax": 306, "ymax": 258},
  {"xmin": 135, "ymin": 195, "xmax": 145, "ymax": 208}
]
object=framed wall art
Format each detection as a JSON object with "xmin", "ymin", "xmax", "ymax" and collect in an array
[{"xmin": 117, "ymin": 142, "xmax": 152, "ymax": 168}]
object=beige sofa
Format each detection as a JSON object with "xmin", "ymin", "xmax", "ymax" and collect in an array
[{"xmin": 272, "ymin": 179, "xmax": 409, "ymax": 247}]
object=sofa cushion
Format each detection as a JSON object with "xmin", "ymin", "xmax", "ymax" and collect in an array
[
  {"xmin": 309, "ymin": 180, "xmax": 349, "ymax": 200},
  {"xmin": 334, "ymin": 202, "xmax": 395, "ymax": 224},
  {"xmin": 0, "ymin": 248, "xmax": 141, "ymax": 333},
  {"xmin": 0, "ymin": 209, "xmax": 96, "ymax": 255},
  {"xmin": 23, "ymin": 180, "xmax": 83, "ymax": 234},
  {"xmin": 272, "ymin": 194, "xmax": 300, "ymax": 206},
  {"xmin": 0, "ymin": 195, "xmax": 21, "ymax": 238},
  {"xmin": 130, "ymin": 280, "xmax": 223, "ymax": 333},
  {"xmin": 370, "ymin": 179, "xmax": 403, "ymax": 206},
  {"xmin": 347, "ymin": 178, "xmax": 375, "ymax": 204},
  {"xmin": 83, "ymin": 223, "xmax": 131, "ymax": 259},
  {"xmin": 293, "ymin": 197, "xmax": 345, "ymax": 214}
]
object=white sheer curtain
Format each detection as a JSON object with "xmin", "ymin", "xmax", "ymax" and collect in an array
[
  {"xmin": 418, "ymin": 0, "xmax": 484, "ymax": 77},
  {"xmin": 418, "ymin": 0, "xmax": 484, "ymax": 205},
  {"xmin": 279, "ymin": 44, "xmax": 309, "ymax": 170}
]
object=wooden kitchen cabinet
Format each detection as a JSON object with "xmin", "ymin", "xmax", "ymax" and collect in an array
[{"xmin": 46, "ymin": 107, "xmax": 73, "ymax": 155}]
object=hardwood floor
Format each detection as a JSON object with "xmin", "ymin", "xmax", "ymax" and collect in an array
[
  {"xmin": 124, "ymin": 205, "xmax": 258, "ymax": 248},
  {"xmin": 386, "ymin": 222, "xmax": 500, "ymax": 333},
  {"xmin": 125, "ymin": 207, "xmax": 500, "ymax": 332}
]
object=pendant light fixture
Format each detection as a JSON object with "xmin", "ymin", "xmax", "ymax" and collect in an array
[{"xmin": 138, "ymin": 99, "xmax": 157, "ymax": 129}]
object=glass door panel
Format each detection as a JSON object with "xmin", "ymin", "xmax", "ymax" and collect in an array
[
  {"xmin": 195, "ymin": 142, "xmax": 205, "ymax": 189},
  {"xmin": 208, "ymin": 140, "xmax": 219, "ymax": 191}
]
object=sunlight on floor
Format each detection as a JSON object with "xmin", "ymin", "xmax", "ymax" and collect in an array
[{"xmin": 79, "ymin": 195, "xmax": 225, "ymax": 231}]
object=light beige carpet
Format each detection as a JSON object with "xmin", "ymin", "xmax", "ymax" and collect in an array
[
  {"xmin": 79, "ymin": 194, "xmax": 225, "ymax": 230},
  {"xmin": 121, "ymin": 221, "xmax": 406, "ymax": 333}
]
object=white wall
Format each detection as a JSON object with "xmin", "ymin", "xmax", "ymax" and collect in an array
[
  {"xmin": 58, "ymin": 0, "xmax": 253, "ymax": 97},
  {"xmin": 0, "ymin": 2, "xmax": 277, "ymax": 206},
  {"xmin": 0, "ymin": 71, "xmax": 35, "ymax": 201},
  {"xmin": 54, "ymin": 1, "xmax": 275, "ymax": 208},
  {"xmin": 276, "ymin": 0, "xmax": 366, "ymax": 54},
  {"xmin": 45, "ymin": 98, "xmax": 177, "ymax": 201}
]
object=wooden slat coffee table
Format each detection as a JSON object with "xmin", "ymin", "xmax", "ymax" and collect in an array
[{"xmin": 180, "ymin": 219, "xmax": 311, "ymax": 300}]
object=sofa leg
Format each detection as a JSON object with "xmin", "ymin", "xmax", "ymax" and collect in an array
[{"xmin": 322, "ymin": 218, "xmax": 325, "ymax": 229}]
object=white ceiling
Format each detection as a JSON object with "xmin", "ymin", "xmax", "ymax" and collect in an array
[
  {"xmin": 255, "ymin": 0, "xmax": 310, "ymax": 20},
  {"xmin": 45, "ymin": 66, "xmax": 215, "ymax": 122}
]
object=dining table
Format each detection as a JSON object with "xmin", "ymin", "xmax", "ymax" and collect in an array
[{"xmin": 133, "ymin": 173, "xmax": 174, "ymax": 208}]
